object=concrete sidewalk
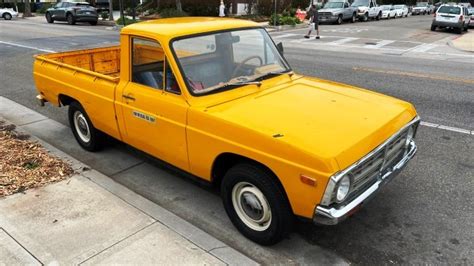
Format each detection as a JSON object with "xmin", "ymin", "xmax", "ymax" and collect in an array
[
  {"xmin": 449, "ymin": 31, "xmax": 474, "ymax": 52},
  {"xmin": 0, "ymin": 97, "xmax": 256, "ymax": 265}
]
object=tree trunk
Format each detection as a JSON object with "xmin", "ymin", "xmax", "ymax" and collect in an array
[
  {"xmin": 23, "ymin": 0, "xmax": 32, "ymax": 17},
  {"xmin": 176, "ymin": 0, "xmax": 182, "ymax": 12},
  {"xmin": 108, "ymin": 0, "xmax": 114, "ymax": 20},
  {"xmin": 156, "ymin": 0, "xmax": 160, "ymax": 9}
]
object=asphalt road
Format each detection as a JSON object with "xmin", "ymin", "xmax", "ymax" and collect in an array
[{"xmin": 1, "ymin": 15, "xmax": 473, "ymax": 264}]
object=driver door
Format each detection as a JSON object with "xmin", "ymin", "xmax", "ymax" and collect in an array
[{"xmin": 119, "ymin": 37, "xmax": 189, "ymax": 170}]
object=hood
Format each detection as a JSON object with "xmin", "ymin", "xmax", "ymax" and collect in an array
[
  {"xmin": 319, "ymin": 8, "xmax": 343, "ymax": 13},
  {"xmin": 205, "ymin": 77, "xmax": 416, "ymax": 170}
]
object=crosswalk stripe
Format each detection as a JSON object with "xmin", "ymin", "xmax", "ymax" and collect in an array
[
  {"xmin": 325, "ymin": 37, "xmax": 359, "ymax": 45},
  {"xmin": 363, "ymin": 40, "xmax": 395, "ymax": 49},
  {"xmin": 272, "ymin": 33, "xmax": 298, "ymax": 39},
  {"xmin": 408, "ymin": 43, "xmax": 438, "ymax": 53}
]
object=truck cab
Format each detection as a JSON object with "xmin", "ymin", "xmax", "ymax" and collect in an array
[{"xmin": 352, "ymin": 0, "xmax": 383, "ymax": 21}]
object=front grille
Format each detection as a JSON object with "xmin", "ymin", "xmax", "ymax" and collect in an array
[
  {"xmin": 335, "ymin": 128, "xmax": 410, "ymax": 205},
  {"xmin": 318, "ymin": 12, "xmax": 333, "ymax": 16}
]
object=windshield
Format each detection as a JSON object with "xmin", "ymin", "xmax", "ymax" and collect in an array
[
  {"xmin": 437, "ymin": 6, "xmax": 461, "ymax": 14},
  {"xmin": 394, "ymin": 5, "xmax": 404, "ymax": 9},
  {"xmin": 416, "ymin": 3, "xmax": 428, "ymax": 7},
  {"xmin": 381, "ymin": 5, "xmax": 392, "ymax": 10},
  {"xmin": 351, "ymin": 0, "xmax": 369, "ymax": 7},
  {"xmin": 323, "ymin": 2, "xmax": 344, "ymax": 8},
  {"xmin": 172, "ymin": 28, "xmax": 291, "ymax": 95}
]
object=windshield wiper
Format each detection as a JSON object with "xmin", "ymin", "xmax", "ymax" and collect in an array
[
  {"xmin": 209, "ymin": 80, "xmax": 262, "ymax": 94},
  {"xmin": 255, "ymin": 70, "xmax": 293, "ymax": 81}
]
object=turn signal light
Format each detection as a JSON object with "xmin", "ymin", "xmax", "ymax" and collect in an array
[{"xmin": 300, "ymin": 174, "xmax": 317, "ymax": 187}]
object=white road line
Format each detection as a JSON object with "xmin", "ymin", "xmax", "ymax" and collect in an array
[
  {"xmin": 0, "ymin": 41, "xmax": 55, "ymax": 53},
  {"xmin": 363, "ymin": 40, "xmax": 395, "ymax": 49},
  {"xmin": 420, "ymin": 121, "xmax": 473, "ymax": 135},
  {"xmin": 325, "ymin": 37, "xmax": 359, "ymax": 45}
]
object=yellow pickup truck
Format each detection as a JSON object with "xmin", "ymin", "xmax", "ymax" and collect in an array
[{"xmin": 34, "ymin": 17, "xmax": 419, "ymax": 245}]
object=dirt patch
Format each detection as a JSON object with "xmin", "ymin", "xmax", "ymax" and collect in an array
[{"xmin": 0, "ymin": 120, "xmax": 74, "ymax": 197}]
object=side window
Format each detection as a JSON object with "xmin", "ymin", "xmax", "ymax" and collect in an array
[
  {"xmin": 131, "ymin": 37, "xmax": 165, "ymax": 90},
  {"xmin": 370, "ymin": 1, "xmax": 374, "ymax": 8},
  {"xmin": 164, "ymin": 62, "xmax": 180, "ymax": 94},
  {"xmin": 344, "ymin": 3, "xmax": 349, "ymax": 8},
  {"xmin": 55, "ymin": 3, "xmax": 62, "ymax": 8}
]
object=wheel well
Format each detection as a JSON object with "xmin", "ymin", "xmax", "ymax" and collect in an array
[
  {"xmin": 211, "ymin": 153, "xmax": 293, "ymax": 212},
  {"xmin": 58, "ymin": 94, "xmax": 76, "ymax": 107}
]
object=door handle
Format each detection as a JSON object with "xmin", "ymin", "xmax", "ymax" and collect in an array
[{"xmin": 122, "ymin": 94, "xmax": 135, "ymax": 102}]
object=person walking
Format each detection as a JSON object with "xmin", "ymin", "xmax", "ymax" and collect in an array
[
  {"xmin": 219, "ymin": 1, "xmax": 226, "ymax": 17},
  {"xmin": 305, "ymin": 5, "xmax": 320, "ymax": 39}
]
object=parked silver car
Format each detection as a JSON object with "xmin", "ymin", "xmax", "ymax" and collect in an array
[
  {"xmin": 0, "ymin": 8, "xmax": 18, "ymax": 20},
  {"xmin": 318, "ymin": 1, "xmax": 357, "ymax": 24}
]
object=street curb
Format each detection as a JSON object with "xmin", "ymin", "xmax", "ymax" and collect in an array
[
  {"xmin": 447, "ymin": 39, "xmax": 474, "ymax": 53},
  {"xmin": 0, "ymin": 96, "xmax": 258, "ymax": 265}
]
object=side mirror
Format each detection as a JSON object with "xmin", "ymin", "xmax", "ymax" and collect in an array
[{"xmin": 276, "ymin": 42, "xmax": 284, "ymax": 55}]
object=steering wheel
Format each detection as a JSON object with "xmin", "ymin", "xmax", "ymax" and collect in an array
[{"xmin": 231, "ymin": 56, "xmax": 263, "ymax": 78}]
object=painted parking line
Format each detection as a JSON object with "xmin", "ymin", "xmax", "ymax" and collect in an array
[
  {"xmin": 0, "ymin": 40, "xmax": 55, "ymax": 53},
  {"xmin": 420, "ymin": 121, "xmax": 473, "ymax": 135}
]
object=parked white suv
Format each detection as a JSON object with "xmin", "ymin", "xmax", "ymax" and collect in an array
[{"xmin": 431, "ymin": 4, "xmax": 471, "ymax": 33}]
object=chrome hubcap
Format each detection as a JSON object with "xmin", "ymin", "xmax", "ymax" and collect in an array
[
  {"xmin": 73, "ymin": 111, "xmax": 91, "ymax": 143},
  {"xmin": 232, "ymin": 182, "xmax": 271, "ymax": 231}
]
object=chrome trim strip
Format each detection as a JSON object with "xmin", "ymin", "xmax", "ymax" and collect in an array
[
  {"xmin": 319, "ymin": 116, "xmax": 420, "ymax": 206},
  {"xmin": 314, "ymin": 140, "xmax": 417, "ymax": 225}
]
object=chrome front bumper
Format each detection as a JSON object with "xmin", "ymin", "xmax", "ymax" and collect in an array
[{"xmin": 313, "ymin": 140, "xmax": 417, "ymax": 225}]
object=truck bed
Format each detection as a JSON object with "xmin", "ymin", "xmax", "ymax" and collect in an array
[{"xmin": 35, "ymin": 46, "xmax": 121, "ymax": 82}]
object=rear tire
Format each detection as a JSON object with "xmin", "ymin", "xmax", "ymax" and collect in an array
[
  {"xmin": 68, "ymin": 101, "xmax": 103, "ymax": 151},
  {"xmin": 67, "ymin": 13, "xmax": 76, "ymax": 25},
  {"xmin": 221, "ymin": 163, "xmax": 293, "ymax": 245},
  {"xmin": 45, "ymin": 12, "xmax": 53, "ymax": 23},
  {"xmin": 361, "ymin": 12, "xmax": 368, "ymax": 22},
  {"xmin": 431, "ymin": 24, "xmax": 436, "ymax": 31},
  {"xmin": 351, "ymin": 13, "xmax": 356, "ymax": 23},
  {"xmin": 3, "ymin": 13, "xmax": 12, "ymax": 20},
  {"xmin": 376, "ymin": 12, "xmax": 381, "ymax": 21},
  {"xmin": 89, "ymin": 20, "xmax": 98, "ymax": 26}
]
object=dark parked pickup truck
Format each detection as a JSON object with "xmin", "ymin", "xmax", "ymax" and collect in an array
[{"xmin": 45, "ymin": 1, "xmax": 98, "ymax": 25}]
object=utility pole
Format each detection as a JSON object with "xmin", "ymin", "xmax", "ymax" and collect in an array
[{"xmin": 274, "ymin": 0, "xmax": 277, "ymax": 27}]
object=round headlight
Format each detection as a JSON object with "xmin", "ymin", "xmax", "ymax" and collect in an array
[
  {"xmin": 405, "ymin": 126, "xmax": 414, "ymax": 147},
  {"xmin": 336, "ymin": 175, "xmax": 351, "ymax": 202}
]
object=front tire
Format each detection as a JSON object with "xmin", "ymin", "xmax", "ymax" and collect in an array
[
  {"xmin": 431, "ymin": 24, "xmax": 437, "ymax": 31},
  {"xmin": 3, "ymin": 13, "xmax": 12, "ymax": 20},
  {"xmin": 89, "ymin": 20, "xmax": 98, "ymax": 26},
  {"xmin": 67, "ymin": 13, "xmax": 76, "ymax": 25},
  {"xmin": 68, "ymin": 101, "xmax": 103, "ymax": 151},
  {"xmin": 221, "ymin": 163, "xmax": 293, "ymax": 245},
  {"xmin": 336, "ymin": 15, "xmax": 343, "ymax": 25},
  {"xmin": 351, "ymin": 13, "xmax": 356, "ymax": 23},
  {"xmin": 45, "ymin": 12, "xmax": 53, "ymax": 23}
]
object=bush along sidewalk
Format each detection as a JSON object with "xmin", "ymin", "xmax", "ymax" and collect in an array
[{"xmin": 0, "ymin": 120, "xmax": 73, "ymax": 197}]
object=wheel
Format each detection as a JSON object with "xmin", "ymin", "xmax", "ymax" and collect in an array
[
  {"xmin": 463, "ymin": 24, "xmax": 468, "ymax": 32},
  {"xmin": 3, "ymin": 13, "xmax": 12, "ymax": 20},
  {"xmin": 376, "ymin": 12, "xmax": 381, "ymax": 21},
  {"xmin": 68, "ymin": 101, "xmax": 103, "ymax": 151},
  {"xmin": 89, "ymin": 20, "xmax": 98, "ymax": 26},
  {"xmin": 362, "ymin": 12, "xmax": 369, "ymax": 22},
  {"xmin": 351, "ymin": 13, "xmax": 356, "ymax": 23},
  {"xmin": 431, "ymin": 24, "xmax": 436, "ymax": 31},
  {"xmin": 45, "ymin": 12, "xmax": 53, "ymax": 23},
  {"xmin": 456, "ymin": 25, "xmax": 463, "ymax": 34},
  {"xmin": 221, "ymin": 163, "xmax": 293, "ymax": 245},
  {"xmin": 336, "ymin": 15, "xmax": 343, "ymax": 25},
  {"xmin": 67, "ymin": 13, "xmax": 76, "ymax": 25}
]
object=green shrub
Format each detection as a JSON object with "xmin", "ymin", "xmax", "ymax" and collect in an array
[
  {"xmin": 115, "ymin": 16, "xmax": 139, "ymax": 25},
  {"xmin": 100, "ymin": 12, "xmax": 109, "ymax": 20},
  {"xmin": 269, "ymin": 13, "xmax": 301, "ymax": 26},
  {"xmin": 159, "ymin": 8, "xmax": 188, "ymax": 18}
]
